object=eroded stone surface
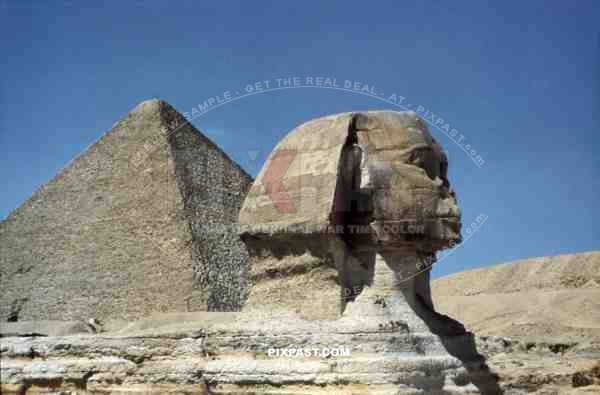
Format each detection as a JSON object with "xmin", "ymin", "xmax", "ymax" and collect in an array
[
  {"xmin": 239, "ymin": 111, "xmax": 461, "ymax": 321},
  {"xmin": 0, "ymin": 320, "xmax": 94, "ymax": 337},
  {"xmin": 1, "ymin": 314, "xmax": 598, "ymax": 394},
  {"xmin": 228, "ymin": 111, "xmax": 497, "ymax": 392}
]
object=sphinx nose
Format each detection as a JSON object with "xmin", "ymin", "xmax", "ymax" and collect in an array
[
  {"xmin": 436, "ymin": 178, "xmax": 461, "ymax": 217},
  {"xmin": 436, "ymin": 193, "xmax": 461, "ymax": 219},
  {"xmin": 435, "ymin": 174, "xmax": 456, "ymax": 199}
]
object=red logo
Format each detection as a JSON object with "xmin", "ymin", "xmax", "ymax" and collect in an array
[{"xmin": 261, "ymin": 149, "xmax": 297, "ymax": 213}]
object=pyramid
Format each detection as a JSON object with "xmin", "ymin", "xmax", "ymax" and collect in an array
[{"xmin": 0, "ymin": 99, "xmax": 253, "ymax": 322}]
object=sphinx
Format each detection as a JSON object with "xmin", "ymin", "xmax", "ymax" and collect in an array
[{"xmin": 238, "ymin": 111, "xmax": 463, "ymax": 332}]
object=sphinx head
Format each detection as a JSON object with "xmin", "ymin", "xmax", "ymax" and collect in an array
[{"xmin": 239, "ymin": 111, "xmax": 461, "ymax": 255}]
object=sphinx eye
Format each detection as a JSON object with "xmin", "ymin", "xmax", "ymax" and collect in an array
[
  {"xmin": 408, "ymin": 149, "xmax": 426, "ymax": 168},
  {"xmin": 409, "ymin": 148, "xmax": 440, "ymax": 181}
]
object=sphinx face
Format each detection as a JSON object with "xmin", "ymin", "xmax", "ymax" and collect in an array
[{"xmin": 351, "ymin": 113, "xmax": 462, "ymax": 253}]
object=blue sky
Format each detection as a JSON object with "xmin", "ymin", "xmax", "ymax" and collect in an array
[{"xmin": 1, "ymin": 0, "xmax": 598, "ymax": 278}]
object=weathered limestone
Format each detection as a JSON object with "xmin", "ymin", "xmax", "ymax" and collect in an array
[
  {"xmin": 231, "ymin": 111, "xmax": 497, "ymax": 392},
  {"xmin": 239, "ymin": 113, "xmax": 353, "ymax": 319},
  {"xmin": 0, "ymin": 314, "xmax": 491, "ymax": 394},
  {"xmin": 0, "ymin": 321, "xmax": 94, "ymax": 337},
  {"xmin": 2, "ymin": 307, "xmax": 599, "ymax": 394},
  {"xmin": 239, "ymin": 111, "xmax": 461, "ymax": 321}
]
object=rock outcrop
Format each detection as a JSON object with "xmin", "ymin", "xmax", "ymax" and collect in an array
[
  {"xmin": 432, "ymin": 251, "xmax": 600, "ymax": 394},
  {"xmin": 0, "ymin": 311, "xmax": 496, "ymax": 394},
  {"xmin": 0, "ymin": 321, "xmax": 94, "ymax": 337},
  {"xmin": 2, "ymin": 306, "xmax": 598, "ymax": 394},
  {"xmin": 432, "ymin": 251, "xmax": 600, "ymax": 341}
]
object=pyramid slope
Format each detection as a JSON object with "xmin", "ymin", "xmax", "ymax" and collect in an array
[{"xmin": 0, "ymin": 100, "xmax": 252, "ymax": 322}]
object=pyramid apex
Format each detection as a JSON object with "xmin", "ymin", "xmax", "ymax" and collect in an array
[{"xmin": 131, "ymin": 98, "xmax": 169, "ymax": 114}]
